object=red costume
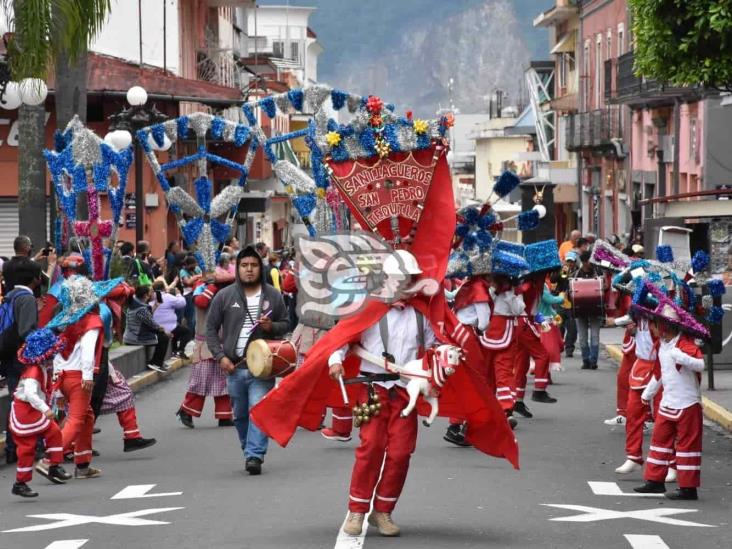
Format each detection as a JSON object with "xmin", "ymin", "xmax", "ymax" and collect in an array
[
  {"xmin": 514, "ymin": 273, "xmax": 551, "ymax": 400},
  {"xmin": 615, "ymin": 294, "xmax": 636, "ymax": 418},
  {"xmin": 624, "ymin": 319, "xmax": 658, "ymax": 464}
]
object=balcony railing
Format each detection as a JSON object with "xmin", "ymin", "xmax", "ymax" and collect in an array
[{"xmin": 564, "ymin": 106, "xmax": 622, "ymax": 151}]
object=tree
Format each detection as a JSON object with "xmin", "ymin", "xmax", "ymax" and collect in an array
[
  {"xmin": 629, "ymin": 0, "xmax": 732, "ymax": 91},
  {"xmin": 2, "ymin": 0, "xmax": 110, "ymax": 249}
]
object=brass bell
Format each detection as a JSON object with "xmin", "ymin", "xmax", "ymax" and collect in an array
[
  {"xmin": 372, "ymin": 394, "xmax": 380, "ymax": 402},
  {"xmin": 372, "ymin": 409, "xmax": 380, "ymax": 417},
  {"xmin": 362, "ymin": 415, "xmax": 371, "ymax": 423},
  {"xmin": 369, "ymin": 404, "xmax": 377, "ymax": 412},
  {"xmin": 352, "ymin": 406, "xmax": 360, "ymax": 415},
  {"xmin": 375, "ymin": 402, "xmax": 382, "ymax": 410}
]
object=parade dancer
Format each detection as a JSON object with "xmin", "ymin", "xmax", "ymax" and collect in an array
[
  {"xmin": 538, "ymin": 277, "xmax": 566, "ymax": 375},
  {"xmin": 634, "ymin": 300, "xmax": 706, "ymax": 500},
  {"xmin": 11, "ymin": 338, "xmax": 72, "ymax": 497},
  {"xmin": 604, "ymin": 292, "xmax": 636, "ymax": 426},
  {"xmin": 177, "ymin": 278, "xmax": 235, "ymax": 428},
  {"xmin": 444, "ymin": 274, "xmax": 492, "ymax": 446}
]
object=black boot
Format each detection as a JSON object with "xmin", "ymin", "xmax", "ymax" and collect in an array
[
  {"xmin": 581, "ymin": 360, "xmax": 592, "ymax": 370},
  {"xmin": 634, "ymin": 480, "xmax": 665, "ymax": 494},
  {"xmin": 36, "ymin": 460, "xmax": 72, "ymax": 484},
  {"xmin": 443, "ymin": 423, "xmax": 471, "ymax": 447},
  {"xmin": 245, "ymin": 457, "xmax": 262, "ymax": 475},
  {"xmin": 665, "ymin": 487, "xmax": 698, "ymax": 500},
  {"xmin": 12, "ymin": 482, "xmax": 38, "ymax": 498},
  {"xmin": 124, "ymin": 437, "xmax": 157, "ymax": 452},
  {"xmin": 176, "ymin": 410, "xmax": 194, "ymax": 429},
  {"xmin": 218, "ymin": 419, "xmax": 235, "ymax": 427},
  {"xmin": 590, "ymin": 362, "xmax": 598, "ymax": 370},
  {"xmin": 514, "ymin": 401, "xmax": 533, "ymax": 418},
  {"xmin": 531, "ymin": 390, "xmax": 558, "ymax": 404}
]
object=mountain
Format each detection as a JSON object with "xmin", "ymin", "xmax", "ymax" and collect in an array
[{"xmin": 256, "ymin": 0, "xmax": 554, "ymax": 115}]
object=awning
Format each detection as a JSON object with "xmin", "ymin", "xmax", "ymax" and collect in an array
[{"xmin": 551, "ymin": 33, "xmax": 576, "ymax": 55}]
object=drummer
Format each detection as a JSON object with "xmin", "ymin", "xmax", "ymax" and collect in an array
[
  {"xmin": 571, "ymin": 251, "xmax": 603, "ymax": 370},
  {"xmin": 205, "ymin": 245, "xmax": 289, "ymax": 476}
]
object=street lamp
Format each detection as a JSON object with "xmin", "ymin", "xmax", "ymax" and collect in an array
[{"xmin": 106, "ymin": 85, "xmax": 169, "ymax": 244}]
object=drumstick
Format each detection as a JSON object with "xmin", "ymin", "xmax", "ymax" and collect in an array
[
  {"xmin": 250, "ymin": 310, "xmax": 272, "ymax": 332},
  {"xmin": 338, "ymin": 374, "xmax": 349, "ymax": 406}
]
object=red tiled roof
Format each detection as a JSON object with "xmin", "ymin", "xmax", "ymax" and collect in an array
[{"xmin": 84, "ymin": 53, "xmax": 243, "ymax": 104}]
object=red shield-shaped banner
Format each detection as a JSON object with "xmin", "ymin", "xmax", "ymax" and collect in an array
[{"xmin": 327, "ymin": 148, "xmax": 441, "ymax": 245}]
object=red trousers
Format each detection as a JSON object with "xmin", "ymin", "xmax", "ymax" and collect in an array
[
  {"xmin": 625, "ymin": 390, "xmax": 649, "ymax": 463},
  {"xmin": 645, "ymin": 403, "xmax": 702, "ymax": 488},
  {"xmin": 616, "ymin": 351, "xmax": 635, "ymax": 416},
  {"xmin": 117, "ymin": 408, "xmax": 142, "ymax": 440},
  {"xmin": 15, "ymin": 422, "xmax": 63, "ymax": 483},
  {"xmin": 514, "ymin": 319, "xmax": 550, "ymax": 399},
  {"xmin": 492, "ymin": 342, "xmax": 518, "ymax": 412},
  {"xmin": 348, "ymin": 385, "xmax": 417, "ymax": 513},
  {"xmin": 59, "ymin": 371, "xmax": 95, "ymax": 466},
  {"xmin": 181, "ymin": 393, "xmax": 233, "ymax": 419},
  {"xmin": 330, "ymin": 406, "xmax": 354, "ymax": 436}
]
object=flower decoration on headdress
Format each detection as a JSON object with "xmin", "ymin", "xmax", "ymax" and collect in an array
[
  {"xmin": 325, "ymin": 131, "xmax": 342, "ymax": 147},
  {"xmin": 366, "ymin": 95, "xmax": 384, "ymax": 114},
  {"xmin": 413, "ymin": 119, "xmax": 429, "ymax": 135}
]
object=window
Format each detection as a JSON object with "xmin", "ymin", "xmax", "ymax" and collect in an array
[
  {"xmin": 607, "ymin": 29, "xmax": 612, "ymax": 61},
  {"xmin": 290, "ymin": 41, "xmax": 299, "ymax": 62},
  {"xmin": 617, "ymin": 23, "xmax": 625, "ymax": 56},
  {"xmin": 272, "ymin": 40, "xmax": 284, "ymax": 58},
  {"xmin": 595, "ymin": 34, "xmax": 603, "ymax": 108},
  {"xmin": 690, "ymin": 118, "xmax": 698, "ymax": 162},
  {"xmin": 583, "ymin": 40, "xmax": 591, "ymax": 110}
]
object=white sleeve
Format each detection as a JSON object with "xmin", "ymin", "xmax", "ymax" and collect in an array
[
  {"xmin": 671, "ymin": 348, "xmax": 705, "ymax": 373},
  {"xmin": 328, "ymin": 344, "xmax": 349, "ymax": 367},
  {"xmin": 641, "ymin": 376, "xmax": 662, "ymax": 402},
  {"xmin": 424, "ymin": 317, "xmax": 437, "ymax": 349},
  {"xmin": 80, "ymin": 329, "xmax": 100, "ymax": 381},
  {"xmin": 475, "ymin": 303, "xmax": 491, "ymax": 332},
  {"xmin": 18, "ymin": 378, "xmax": 50, "ymax": 414}
]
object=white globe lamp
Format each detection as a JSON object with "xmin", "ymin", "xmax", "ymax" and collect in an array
[
  {"xmin": 126, "ymin": 86, "xmax": 148, "ymax": 106},
  {"xmin": 532, "ymin": 204, "xmax": 547, "ymax": 219},
  {"xmin": 104, "ymin": 129, "xmax": 132, "ymax": 151},
  {"xmin": 1, "ymin": 81, "xmax": 22, "ymax": 110},
  {"xmin": 18, "ymin": 78, "xmax": 48, "ymax": 106}
]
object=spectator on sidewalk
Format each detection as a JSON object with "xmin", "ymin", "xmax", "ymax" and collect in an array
[
  {"xmin": 571, "ymin": 251, "xmax": 603, "ymax": 370},
  {"xmin": 152, "ymin": 279, "xmax": 190, "ymax": 359},
  {"xmin": 123, "ymin": 285, "xmax": 171, "ymax": 373},
  {"xmin": 128, "ymin": 241, "xmax": 154, "ymax": 287},
  {"xmin": 179, "ymin": 256, "xmax": 202, "ymax": 331},
  {"xmin": 559, "ymin": 230, "xmax": 581, "ymax": 262}
]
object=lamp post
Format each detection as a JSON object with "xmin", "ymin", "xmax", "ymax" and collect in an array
[{"xmin": 106, "ymin": 86, "xmax": 169, "ymax": 244}]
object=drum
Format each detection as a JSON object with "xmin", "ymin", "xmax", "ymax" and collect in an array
[
  {"xmin": 246, "ymin": 339, "xmax": 297, "ymax": 379},
  {"xmin": 569, "ymin": 277, "xmax": 605, "ymax": 317}
]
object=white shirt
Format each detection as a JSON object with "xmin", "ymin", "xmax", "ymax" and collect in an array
[
  {"xmin": 328, "ymin": 305, "xmax": 437, "ymax": 388},
  {"xmin": 14, "ymin": 377, "xmax": 50, "ymax": 414},
  {"xmin": 634, "ymin": 319, "xmax": 656, "ymax": 361},
  {"xmin": 235, "ymin": 293, "xmax": 261, "ymax": 357},
  {"xmin": 490, "ymin": 288, "xmax": 525, "ymax": 317},
  {"xmin": 642, "ymin": 334, "xmax": 704, "ymax": 409},
  {"xmin": 456, "ymin": 303, "xmax": 491, "ymax": 331},
  {"xmin": 53, "ymin": 329, "xmax": 100, "ymax": 381}
]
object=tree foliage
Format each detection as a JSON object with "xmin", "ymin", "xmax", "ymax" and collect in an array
[
  {"xmin": 629, "ymin": 0, "xmax": 732, "ymax": 90},
  {"xmin": 2, "ymin": 0, "xmax": 111, "ymax": 79}
]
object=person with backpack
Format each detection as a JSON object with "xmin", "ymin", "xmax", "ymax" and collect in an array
[
  {"xmin": 127, "ymin": 240, "xmax": 154, "ymax": 287},
  {"xmin": 0, "ymin": 258, "xmax": 43, "ymax": 465}
]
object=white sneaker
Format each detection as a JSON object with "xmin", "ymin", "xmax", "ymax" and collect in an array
[
  {"xmin": 665, "ymin": 468, "xmax": 677, "ymax": 483},
  {"xmin": 643, "ymin": 421, "xmax": 653, "ymax": 434},
  {"xmin": 604, "ymin": 415, "xmax": 626, "ymax": 426},
  {"xmin": 147, "ymin": 364, "xmax": 166, "ymax": 373},
  {"xmin": 615, "ymin": 459, "xmax": 641, "ymax": 474}
]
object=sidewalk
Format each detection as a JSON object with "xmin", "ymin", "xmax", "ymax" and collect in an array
[
  {"xmin": 0, "ymin": 356, "xmax": 190, "ymax": 456},
  {"xmin": 603, "ymin": 331, "xmax": 732, "ymax": 432}
]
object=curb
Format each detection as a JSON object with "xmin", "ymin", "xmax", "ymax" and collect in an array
[
  {"xmin": 0, "ymin": 357, "xmax": 190, "ymax": 456},
  {"xmin": 604, "ymin": 343, "xmax": 732, "ymax": 432}
]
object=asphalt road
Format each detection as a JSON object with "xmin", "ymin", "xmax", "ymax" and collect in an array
[{"xmin": 0, "ymin": 351, "xmax": 731, "ymax": 549}]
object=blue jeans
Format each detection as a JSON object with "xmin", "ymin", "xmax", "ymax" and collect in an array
[
  {"xmin": 227, "ymin": 368, "xmax": 275, "ymax": 461},
  {"xmin": 576, "ymin": 316, "xmax": 601, "ymax": 364},
  {"xmin": 184, "ymin": 294, "xmax": 196, "ymax": 332}
]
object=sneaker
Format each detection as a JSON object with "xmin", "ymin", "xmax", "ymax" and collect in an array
[
  {"xmin": 665, "ymin": 487, "xmax": 697, "ymax": 500},
  {"xmin": 176, "ymin": 410, "xmax": 194, "ymax": 429},
  {"xmin": 11, "ymin": 482, "xmax": 38, "ymax": 498},
  {"xmin": 604, "ymin": 415, "xmax": 626, "ymax": 426},
  {"xmin": 643, "ymin": 421, "xmax": 653, "ymax": 434},
  {"xmin": 93, "ymin": 426, "xmax": 102, "ymax": 434},
  {"xmin": 665, "ymin": 468, "xmax": 677, "ymax": 483},
  {"xmin": 368, "ymin": 512, "xmax": 401, "ymax": 537},
  {"xmin": 507, "ymin": 416, "xmax": 518, "ymax": 430},
  {"xmin": 590, "ymin": 362, "xmax": 598, "ymax": 370},
  {"xmin": 615, "ymin": 459, "xmax": 641, "ymax": 475},
  {"xmin": 633, "ymin": 480, "xmax": 665, "ymax": 494},
  {"xmin": 513, "ymin": 401, "xmax": 534, "ymax": 418},
  {"xmin": 443, "ymin": 424, "xmax": 471, "ymax": 447},
  {"xmin": 218, "ymin": 419, "xmax": 234, "ymax": 427},
  {"xmin": 245, "ymin": 457, "xmax": 262, "ymax": 475},
  {"xmin": 124, "ymin": 437, "xmax": 157, "ymax": 453},
  {"xmin": 147, "ymin": 363, "xmax": 167, "ymax": 373},
  {"xmin": 581, "ymin": 360, "xmax": 592, "ymax": 370},
  {"xmin": 35, "ymin": 459, "xmax": 72, "ymax": 484},
  {"xmin": 74, "ymin": 466, "xmax": 102, "ymax": 479},
  {"xmin": 343, "ymin": 512, "xmax": 365, "ymax": 536},
  {"xmin": 321, "ymin": 428, "xmax": 352, "ymax": 442},
  {"xmin": 531, "ymin": 390, "xmax": 557, "ymax": 404}
]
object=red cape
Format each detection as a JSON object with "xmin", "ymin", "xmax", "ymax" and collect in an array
[{"xmin": 250, "ymin": 149, "xmax": 519, "ymax": 469}]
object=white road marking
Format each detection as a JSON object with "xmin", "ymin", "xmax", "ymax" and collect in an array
[
  {"xmin": 43, "ymin": 541, "xmax": 89, "ymax": 549},
  {"xmin": 111, "ymin": 484, "xmax": 183, "ymax": 500},
  {"xmin": 624, "ymin": 534, "xmax": 671, "ymax": 549},
  {"xmin": 542, "ymin": 504, "xmax": 716, "ymax": 527},
  {"xmin": 333, "ymin": 512, "xmax": 372, "ymax": 549},
  {"xmin": 3, "ymin": 508, "xmax": 185, "ymax": 533},
  {"xmin": 588, "ymin": 481, "xmax": 664, "ymax": 498}
]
